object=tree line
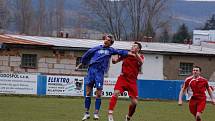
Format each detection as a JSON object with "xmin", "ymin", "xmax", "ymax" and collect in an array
[{"xmin": 0, "ymin": 0, "xmax": 64, "ymax": 36}]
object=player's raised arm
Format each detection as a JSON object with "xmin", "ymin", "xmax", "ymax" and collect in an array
[
  {"xmin": 135, "ymin": 53, "xmax": 144, "ymax": 65},
  {"xmin": 75, "ymin": 63, "xmax": 82, "ymax": 70},
  {"xmin": 81, "ymin": 45, "xmax": 101, "ymax": 65}
]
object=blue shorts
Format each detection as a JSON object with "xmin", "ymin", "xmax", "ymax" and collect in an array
[{"xmin": 85, "ymin": 65, "xmax": 104, "ymax": 89}]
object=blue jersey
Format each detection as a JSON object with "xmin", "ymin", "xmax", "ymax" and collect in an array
[{"xmin": 81, "ymin": 45, "xmax": 128, "ymax": 72}]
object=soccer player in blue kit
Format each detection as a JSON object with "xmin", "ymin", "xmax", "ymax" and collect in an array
[{"xmin": 77, "ymin": 35, "xmax": 132, "ymax": 120}]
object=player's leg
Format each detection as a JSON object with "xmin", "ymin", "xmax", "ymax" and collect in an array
[
  {"xmin": 82, "ymin": 67, "xmax": 95, "ymax": 121},
  {"xmin": 196, "ymin": 112, "xmax": 202, "ymax": 121},
  {"xmin": 108, "ymin": 75, "xmax": 126, "ymax": 121},
  {"xmin": 93, "ymin": 70, "xmax": 104, "ymax": 120},
  {"xmin": 108, "ymin": 90, "xmax": 121, "ymax": 121},
  {"xmin": 109, "ymin": 76, "xmax": 125, "ymax": 113},
  {"xmin": 189, "ymin": 99, "xmax": 198, "ymax": 120},
  {"xmin": 196, "ymin": 99, "xmax": 206, "ymax": 121},
  {"xmin": 109, "ymin": 90, "xmax": 121, "ymax": 112},
  {"xmin": 125, "ymin": 97, "xmax": 138, "ymax": 121},
  {"xmin": 125, "ymin": 82, "xmax": 138, "ymax": 121},
  {"xmin": 82, "ymin": 85, "xmax": 93, "ymax": 121},
  {"xmin": 85, "ymin": 86, "xmax": 93, "ymax": 112},
  {"xmin": 93, "ymin": 88, "xmax": 102, "ymax": 120}
]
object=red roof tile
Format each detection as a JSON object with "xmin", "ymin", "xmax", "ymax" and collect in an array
[{"xmin": 0, "ymin": 35, "xmax": 50, "ymax": 46}]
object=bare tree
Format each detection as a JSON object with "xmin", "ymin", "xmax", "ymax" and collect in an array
[
  {"xmin": 55, "ymin": 0, "xmax": 65, "ymax": 34},
  {"xmin": 143, "ymin": 0, "xmax": 169, "ymax": 38},
  {"xmin": 46, "ymin": 1, "xmax": 55, "ymax": 36},
  {"xmin": 13, "ymin": 0, "xmax": 34, "ymax": 34},
  {"xmin": 126, "ymin": 0, "xmax": 146, "ymax": 41},
  {"xmin": 36, "ymin": 0, "xmax": 46, "ymax": 35},
  {"xmin": 38, "ymin": 0, "xmax": 65, "ymax": 36},
  {"xmin": 0, "ymin": 0, "xmax": 10, "ymax": 32},
  {"xmin": 84, "ymin": 0, "xmax": 169, "ymax": 41},
  {"xmin": 85, "ymin": 0, "xmax": 127, "ymax": 41}
]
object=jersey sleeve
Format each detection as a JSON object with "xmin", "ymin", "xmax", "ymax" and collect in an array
[
  {"xmin": 111, "ymin": 48, "xmax": 128, "ymax": 56},
  {"xmin": 184, "ymin": 78, "xmax": 190, "ymax": 89},
  {"xmin": 81, "ymin": 46, "xmax": 100, "ymax": 64},
  {"xmin": 205, "ymin": 79, "xmax": 210, "ymax": 90}
]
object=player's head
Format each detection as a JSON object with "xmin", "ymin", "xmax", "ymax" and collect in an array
[
  {"xmin": 192, "ymin": 66, "xmax": 201, "ymax": 77},
  {"xmin": 131, "ymin": 42, "xmax": 142, "ymax": 53},
  {"xmin": 103, "ymin": 35, "xmax": 114, "ymax": 47}
]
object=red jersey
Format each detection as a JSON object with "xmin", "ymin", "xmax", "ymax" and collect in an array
[
  {"xmin": 121, "ymin": 54, "xmax": 144, "ymax": 80},
  {"xmin": 184, "ymin": 76, "xmax": 209, "ymax": 99}
]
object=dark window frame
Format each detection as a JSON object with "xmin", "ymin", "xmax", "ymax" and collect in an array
[
  {"xmin": 179, "ymin": 62, "xmax": 193, "ymax": 76},
  {"xmin": 21, "ymin": 54, "xmax": 37, "ymax": 68}
]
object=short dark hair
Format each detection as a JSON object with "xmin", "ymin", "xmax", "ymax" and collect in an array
[
  {"xmin": 102, "ymin": 35, "xmax": 114, "ymax": 45},
  {"xmin": 134, "ymin": 42, "xmax": 142, "ymax": 51},
  {"xmin": 193, "ymin": 66, "xmax": 201, "ymax": 72}
]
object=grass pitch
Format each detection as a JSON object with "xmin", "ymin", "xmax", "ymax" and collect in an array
[{"xmin": 0, "ymin": 96, "xmax": 214, "ymax": 121}]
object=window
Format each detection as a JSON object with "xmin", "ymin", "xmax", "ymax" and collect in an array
[
  {"xmin": 195, "ymin": 38, "xmax": 200, "ymax": 40},
  {"xmin": 21, "ymin": 54, "xmax": 37, "ymax": 68},
  {"xmin": 76, "ymin": 57, "xmax": 88, "ymax": 70},
  {"xmin": 179, "ymin": 63, "xmax": 193, "ymax": 76}
]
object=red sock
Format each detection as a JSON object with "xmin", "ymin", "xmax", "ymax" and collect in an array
[
  {"xmin": 108, "ymin": 95, "xmax": 118, "ymax": 112},
  {"xmin": 128, "ymin": 104, "xmax": 136, "ymax": 117}
]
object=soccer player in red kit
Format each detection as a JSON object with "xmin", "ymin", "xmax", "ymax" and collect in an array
[
  {"xmin": 108, "ymin": 42, "xmax": 144, "ymax": 121},
  {"xmin": 178, "ymin": 66, "xmax": 215, "ymax": 121}
]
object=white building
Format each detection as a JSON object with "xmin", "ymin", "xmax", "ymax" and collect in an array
[{"xmin": 193, "ymin": 30, "xmax": 215, "ymax": 45}]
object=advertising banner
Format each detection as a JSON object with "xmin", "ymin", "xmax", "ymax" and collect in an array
[
  {"xmin": 0, "ymin": 73, "xmax": 37, "ymax": 94},
  {"xmin": 46, "ymin": 75, "xmax": 84, "ymax": 96}
]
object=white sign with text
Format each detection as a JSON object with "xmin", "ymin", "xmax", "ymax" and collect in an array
[
  {"xmin": 0, "ymin": 73, "xmax": 37, "ymax": 94},
  {"xmin": 46, "ymin": 75, "xmax": 84, "ymax": 96}
]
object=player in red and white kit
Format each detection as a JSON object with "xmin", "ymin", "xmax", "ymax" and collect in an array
[
  {"xmin": 178, "ymin": 66, "xmax": 215, "ymax": 121},
  {"xmin": 108, "ymin": 42, "xmax": 144, "ymax": 121}
]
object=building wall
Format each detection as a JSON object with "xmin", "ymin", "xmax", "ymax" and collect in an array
[
  {"xmin": 0, "ymin": 48, "xmax": 87, "ymax": 76},
  {"xmin": 1, "ymin": 47, "xmax": 215, "ymax": 81},
  {"xmin": 163, "ymin": 55, "xmax": 215, "ymax": 80},
  {"xmin": 108, "ymin": 54, "xmax": 164, "ymax": 80}
]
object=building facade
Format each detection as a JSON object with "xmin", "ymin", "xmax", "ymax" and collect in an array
[{"xmin": 0, "ymin": 34, "xmax": 215, "ymax": 80}]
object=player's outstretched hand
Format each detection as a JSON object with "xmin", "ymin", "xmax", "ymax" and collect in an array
[
  {"xmin": 178, "ymin": 100, "xmax": 183, "ymax": 106},
  {"xmin": 211, "ymin": 99, "xmax": 215, "ymax": 105},
  {"xmin": 75, "ymin": 63, "xmax": 82, "ymax": 70}
]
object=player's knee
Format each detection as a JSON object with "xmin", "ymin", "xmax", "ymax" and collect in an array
[
  {"xmin": 95, "ymin": 90, "xmax": 102, "ymax": 98},
  {"xmin": 113, "ymin": 90, "xmax": 120, "ymax": 97},
  {"xmin": 86, "ymin": 91, "xmax": 91, "ymax": 96},
  {"xmin": 131, "ymin": 99, "xmax": 138, "ymax": 105},
  {"xmin": 96, "ymin": 94, "xmax": 102, "ymax": 98}
]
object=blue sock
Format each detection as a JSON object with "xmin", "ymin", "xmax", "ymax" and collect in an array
[
  {"xmin": 85, "ymin": 96, "xmax": 91, "ymax": 112},
  {"xmin": 95, "ymin": 98, "xmax": 101, "ymax": 113}
]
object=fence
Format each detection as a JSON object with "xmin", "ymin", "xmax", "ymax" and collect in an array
[{"xmin": 0, "ymin": 73, "xmax": 214, "ymax": 101}]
